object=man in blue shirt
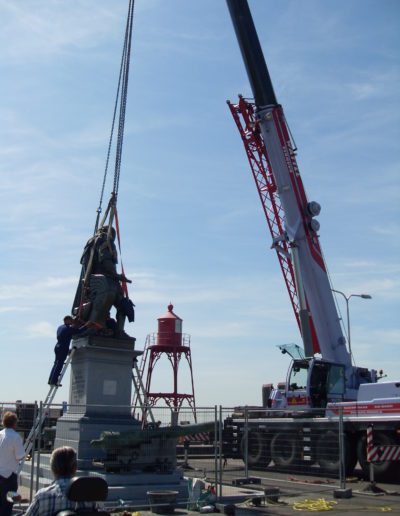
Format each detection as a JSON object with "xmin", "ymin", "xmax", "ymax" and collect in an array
[{"xmin": 48, "ymin": 316, "xmax": 86, "ymax": 386}]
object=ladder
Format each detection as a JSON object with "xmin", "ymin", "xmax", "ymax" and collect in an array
[
  {"xmin": 132, "ymin": 358, "xmax": 155, "ymax": 426},
  {"xmin": 17, "ymin": 348, "xmax": 76, "ymax": 474},
  {"xmin": 131, "ymin": 335, "xmax": 149, "ymax": 408}
]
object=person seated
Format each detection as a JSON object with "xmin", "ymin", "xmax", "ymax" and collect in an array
[{"xmin": 24, "ymin": 447, "xmax": 89, "ymax": 516}]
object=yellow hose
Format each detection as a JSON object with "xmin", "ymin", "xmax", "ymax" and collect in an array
[
  {"xmin": 292, "ymin": 498, "xmax": 393, "ymax": 512},
  {"xmin": 293, "ymin": 498, "xmax": 337, "ymax": 511}
]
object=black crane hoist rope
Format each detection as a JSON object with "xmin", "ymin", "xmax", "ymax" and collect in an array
[
  {"xmin": 94, "ymin": 0, "xmax": 135, "ymax": 234},
  {"xmin": 73, "ymin": 0, "xmax": 135, "ymax": 316}
]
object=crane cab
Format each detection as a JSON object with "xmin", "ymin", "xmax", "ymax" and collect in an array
[{"xmin": 285, "ymin": 358, "xmax": 346, "ymax": 413}]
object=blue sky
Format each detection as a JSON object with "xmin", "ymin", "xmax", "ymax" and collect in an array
[{"xmin": 1, "ymin": 0, "xmax": 399, "ymax": 407}]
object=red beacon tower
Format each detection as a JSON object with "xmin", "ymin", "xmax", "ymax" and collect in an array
[{"xmin": 143, "ymin": 304, "xmax": 197, "ymax": 420}]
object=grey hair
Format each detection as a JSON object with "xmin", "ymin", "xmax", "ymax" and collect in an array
[{"xmin": 50, "ymin": 446, "xmax": 77, "ymax": 478}]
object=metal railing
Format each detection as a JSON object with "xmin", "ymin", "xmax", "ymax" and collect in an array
[{"xmin": 1, "ymin": 400, "xmax": 398, "ymax": 513}]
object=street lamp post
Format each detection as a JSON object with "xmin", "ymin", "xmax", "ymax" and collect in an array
[{"xmin": 332, "ymin": 289, "xmax": 372, "ymax": 361}]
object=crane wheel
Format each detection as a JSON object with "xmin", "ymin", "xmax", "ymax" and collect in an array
[
  {"xmin": 316, "ymin": 430, "xmax": 356, "ymax": 476},
  {"xmin": 357, "ymin": 432, "xmax": 399, "ymax": 480},
  {"xmin": 270, "ymin": 432, "xmax": 299, "ymax": 469},
  {"xmin": 240, "ymin": 431, "xmax": 271, "ymax": 467}
]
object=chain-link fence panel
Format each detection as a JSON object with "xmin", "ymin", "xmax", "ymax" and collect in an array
[
  {"xmin": 4, "ymin": 398, "xmax": 400, "ymax": 512},
  {"xmin": 221, "ymin": 407, "xmax": 345, "ymax": 479}
]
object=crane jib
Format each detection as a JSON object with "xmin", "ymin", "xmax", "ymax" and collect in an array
[
  {"xmin": 227, "ymin": 0, "xmax": 351, "ymax": 369},
  {"xmin": 271, "ymin": 107, "xmax": 326, "ymax": 272}
]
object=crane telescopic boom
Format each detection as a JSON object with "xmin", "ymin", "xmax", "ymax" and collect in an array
[
  {"xmin": 221, "ymin": 2, "xmax": 397, "ymax": 478},
  {"xmin": 226, "ymin": 0, "xmax": 362, "ymax": 390}
]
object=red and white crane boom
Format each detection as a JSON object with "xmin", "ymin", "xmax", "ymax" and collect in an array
[{"xmin": 226, "ymin": 0, "xmax": 373, "ymax": 394}]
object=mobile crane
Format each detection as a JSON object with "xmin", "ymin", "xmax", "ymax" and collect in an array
[{"xmin": 222, "ymin": 0, "xmax": 400, "ymax": 479}]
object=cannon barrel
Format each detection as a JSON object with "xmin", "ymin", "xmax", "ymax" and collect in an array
[{"xmin": 90, "ymin": 421, "xmax": 215, "ymax": 452}]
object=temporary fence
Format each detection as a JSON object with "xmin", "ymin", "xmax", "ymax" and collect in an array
[{"xmin": 1, "ymin": 401, "xmax": 399, "ymax": 513}]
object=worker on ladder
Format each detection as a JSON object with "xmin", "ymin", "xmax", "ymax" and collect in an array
[{"xmin": 48, "ymin": 316, "xmax": 87, "ymax": 387}]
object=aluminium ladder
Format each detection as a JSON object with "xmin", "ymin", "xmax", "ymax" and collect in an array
[
  {"xmin": 17, "ymin": 348, "xmax": 76, "ymax": 474},
  {"xmin": 132, "ymin": 358, "xmax": 155, "ymax": 426}
]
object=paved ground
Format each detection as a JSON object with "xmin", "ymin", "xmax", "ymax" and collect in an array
[
  {"xmin": 14, "ymin": 477, "xmax": 400, "ymax": 515},
  {"xmin": 13, "ymin": 457, "xmax": 400, "ymax": 515}
]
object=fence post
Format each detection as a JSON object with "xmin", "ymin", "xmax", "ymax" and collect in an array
[
  {"xmin": 338, "ymin": 405, "xmax": 346, "ymax": 489},
  {"xmin": 333, "ymin": 405, "xmax": 352, "ymax": 499},
  {"xmin": 214, "ymin": 406, "xmax": 219, "ymax": 499},
  {"xmin": 29, "ymin": 401, "xmax": 38, "ymax": 502},
  {"xmin": 35, "ymin": 401, "xmax": 43, "ymax": 493},
  {"xmin": 244, "ymin": 406, "xmax": 248, "ymax": 479},
  {"xmin": 219, "ymin": 405, "xmax": 223, "ymax": 500}
]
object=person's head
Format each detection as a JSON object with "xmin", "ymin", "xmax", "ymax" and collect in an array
[
  {"xmin": 64, "ymin": 316, "xmax": 73, "ymax": 326},
  {"xmin": 50, "ymin": 446, "xmax": 77, "ymax": 479},
  {"xmin": 2, "ymin": 411, "xmax": 18, "ymax": 429}
]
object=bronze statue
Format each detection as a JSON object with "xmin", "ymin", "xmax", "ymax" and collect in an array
[{"xmin": 72, "ymin": 225, "xmax": 134, "ymax": 338}]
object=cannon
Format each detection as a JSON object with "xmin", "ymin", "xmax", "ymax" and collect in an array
[{"xmin": 90, "ymin": 421, "xmax": 215, "ymax": 472}]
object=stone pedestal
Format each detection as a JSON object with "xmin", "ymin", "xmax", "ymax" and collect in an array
[
  {"xmin": 54, "ymin": 335, "xmax": 142, "ymax": 469},
  {"xmin": 50, "ymin": 334, "xmax": 188, "ymax": 504}
]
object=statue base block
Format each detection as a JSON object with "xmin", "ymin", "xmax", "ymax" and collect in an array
[
  {"xmin": 54, "ymin": 335, "xmax": 142, "ymax": 468},
  {"xmin": 19, "ymin": 454, "xmax": 188, "ymax": 505},
  {"xmin": 46, "ymin": 335, "xmax": 189, "ymax": 504}
]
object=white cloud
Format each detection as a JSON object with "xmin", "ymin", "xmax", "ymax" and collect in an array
[
  {"xmin": 27, "ymin": 321, "xmax": 54, "ymax": 338},
  {"xmin": 0, "ymin": 1, "xmax": 124, "ymax": 62},
  {"xmin": 0, "ymin": 276, "xmax": 76, "ymax": 303},
  {"xmin": 0, "ymin": 305, "xmax": 31, "ymax": 314},
  {"xmin": 372, "ymin": 224, "xmax": 400, "ymax": 237},
  {"xmin": 349, "ymin": 82, "xmax": 376, "ymax": 101}
]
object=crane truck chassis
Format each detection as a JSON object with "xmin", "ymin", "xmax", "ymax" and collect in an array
[
  {"xmin": 222, "ymin": 0, "xmax": 400, "ymax": 481},
  {"xmin": 222, "ymin": 380, "xmax": 400, "ymax": 480}
]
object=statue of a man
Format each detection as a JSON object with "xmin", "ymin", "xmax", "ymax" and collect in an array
[{"xmin": 73, "ymin": 225, "xmax": 134, "ymax": 338}]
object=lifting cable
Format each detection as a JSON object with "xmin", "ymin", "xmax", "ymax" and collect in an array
[
  {"xmin": 94, "ymin": 0, "xmax": 135, "ymax": 233},
  {"xmin": 76, "ymin": 0, "xmax": 135, "ymax": 317}
]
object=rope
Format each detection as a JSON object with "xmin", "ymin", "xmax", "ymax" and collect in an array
[
  {"xmin": 292, "ymin": 499, "xmax": 393, "ymax": 512},
  {"xmin": 293, "ymin": 498, "xmax": 337, "ymax": 511},
  {"xmin": 113, "ymin": 0, "xmax": 134, "ymax": 198},
  {"xmin": 94, "ymin": 0, "xmax": 135, "ymax": 233},
  {"xmin": 94, "ymin": 53, "xmax": 124, "ymax": 233},
  {"xmin": 76, "ymin": 1, "xmax": 135, "ymax": 316}
]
